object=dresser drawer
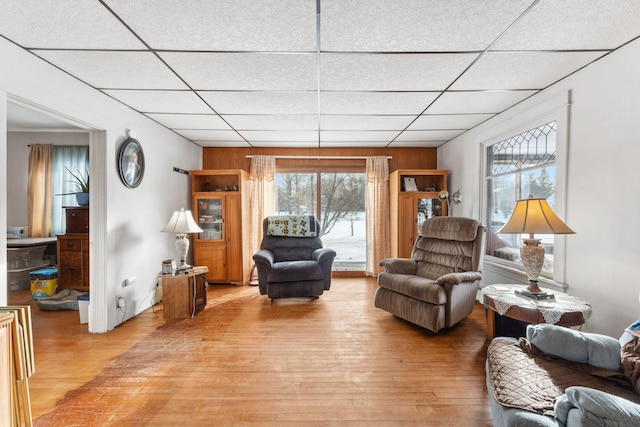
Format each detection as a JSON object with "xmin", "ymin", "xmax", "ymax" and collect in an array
[{"xmin": 65, "ymin": 206, "xmax": 89, "ymax": 234}]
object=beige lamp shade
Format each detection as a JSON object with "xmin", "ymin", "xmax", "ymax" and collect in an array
[
  {"xmin": 497, "ymin": 196, "xmax": 574, "ymax": 237},
  {"xmin": 161, "ymin": 208, "xmax": 203, "ymax": 234}
]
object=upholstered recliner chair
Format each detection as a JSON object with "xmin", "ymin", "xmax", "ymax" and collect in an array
[
  {"xmin": 253, "ymin": 216, "xmax": 336, "ymax": 300},
  {"xmin": 375, "ymin": 216, "xmax": 485, "ymax": 333}
]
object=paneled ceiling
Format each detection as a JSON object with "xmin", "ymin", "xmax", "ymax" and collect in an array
[{"xmin": 2, "ymin": 0, "xmax": 639, "ymax": 147}]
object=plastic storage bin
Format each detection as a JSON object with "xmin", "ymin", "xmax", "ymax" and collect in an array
[
  {"xmin": 30, "ymin": 268, "xmax": 58, "ymax": 300},
  {"xmin": 77, "ymin": 294, "xmax": 89, "ymax": 324}
]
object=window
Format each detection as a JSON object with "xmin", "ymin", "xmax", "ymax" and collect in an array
[
  {"xmin": 485, "ymin": 121, "xmax": 559, "ymax": 277},
  {"xmin": 52, "ymin": 146, "xmax": 89, "ymax": 236},
  {"xmin": 275, "ymin": 171, "xmax": 366, "ymax": 271}
]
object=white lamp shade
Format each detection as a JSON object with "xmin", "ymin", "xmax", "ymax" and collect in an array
[
  {"xmin": 498, "ymin": 196, "xmax": 574, "ymax": 235},
  {"xmin": 161, "ymin": 208, "xmax": 203, "ymax": 234}
]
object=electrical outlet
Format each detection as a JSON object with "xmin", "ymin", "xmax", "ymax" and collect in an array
[{"xmin": 117, "ymin": 296, "xmax": 126, "ymax": 309}]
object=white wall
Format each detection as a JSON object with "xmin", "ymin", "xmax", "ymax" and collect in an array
[
  {"xmin": 7, "ymin": 131, "xmax": 90, "ymax": 226},
  {"xmin": 439, "ymin": 38, "xmax": 640, "ymax": 337},
  {"xmin": 1, "ymin": 37, "xmax": 202, "ymax": 330}
]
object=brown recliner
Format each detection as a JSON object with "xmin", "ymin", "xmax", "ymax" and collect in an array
[{"xmin": 375, "ymin": 216, "xmax": 485, "ymax": 333}]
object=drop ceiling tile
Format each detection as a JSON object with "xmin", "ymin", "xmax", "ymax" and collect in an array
[
  {"xmin": 34, "ymin": 51, "xmax": 187, "ymax": 89},
  {"xmin": 194, "ymin": 140, "xmax": 253, "ymax": 148},
  {"xmin": 321, "ymin": 131, "xmax": 399, "ymax": 142},
  {"xmin": 320, "ymin": 141, "xmax": 389, "ymax": 148},
  {"xmin": 199, "ymin": 91, "xmax": 318, "ymax": 115},
  {"xmin": 105, "ymin": 0, "xmax": 316, "ymax": 51},
  {"xmin": 427, "ymin": 90, "xmax": 536, "ymax": 114},
  {"xmin": 146, "ymin": 114, "xmax": 231, "ymax": 130},
  {"xmin": 321, "ymin": 0, "xmax": 532, "ymax": 51},
  {"xmin": 104, "ymin": 90, "xmax": 212, "ymax": 114},
  {"xmin": 321, "ymin": 53, "xmax": 476, "ymax": 91},
  {"xmin": 160, "ymin": 52, "xmax": 317, "ymax": 91},
  {"xmin": 239, "ymin": 130, "xmax": 318, "ymax": 142},
  {"xmin": 250, "ymin": 141, "xmax": 322, "ymax": 148},
  {"xmin": 408, "ymin": 114, "xmax": 494, "ymax": 130},
  {"xmin": 0, "ymin": 0, "xmax": 144, "ymax": 49},
  {"xmin": 494, "ymin": 0, "xmax": 640, "ymax": 50},
  {"xmin": 394, "ymin": 130, "xmax": 464, "ymax": 142},
  {"xmin": 321, "ymin": 92, "xmax": 439, "ymax": 115},
  {"xmin": 223, "ymin": 115, "xmax": 318, "ymax": 131},
  {"xmin": 174, "ymin": 129, "xmax": 244, "ymax": 141},
  {"xmin": 452, "ymin": 51, "xmax": 607, "ymax": 90},
  {"xmin": 321, "ymin": 115, "xmax": 414, "ymax": 131},
  {"xmin": 387, "ymin": 140, "xmax": 444, "ymax": 148}
]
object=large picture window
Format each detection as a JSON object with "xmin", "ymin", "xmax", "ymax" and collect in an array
[
  {"xmin": 275, "ymin": 171, "xmax": 366, "ymax": 271},
  {"xmin": 485, "ymin": 121, "xmax": 558, "ymax": 277}
]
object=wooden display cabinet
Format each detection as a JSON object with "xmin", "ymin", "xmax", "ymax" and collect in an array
[
  {"xmin": 390, "ymin": 169, "xmax": 448, "ymax": 258},
  {"xmin": 161, "ymin": 269, "xmax": 208, "ymax": 319},
  {"xmin": 191, "ymin": 170, "xmax": 250, "ymax": 284}
]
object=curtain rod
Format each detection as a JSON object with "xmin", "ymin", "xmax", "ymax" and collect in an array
[{"xmin": 246, "ymin": 155, "xmax": 392, "ymax": 160}]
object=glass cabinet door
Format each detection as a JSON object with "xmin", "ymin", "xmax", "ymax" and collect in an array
[
  {"xmin": 196, "ymin": 198, "xmax": 224, "ymax": 241},
  {"xmin": 416, "ymin": 198, "xmax": 443, "ymax": 227}
]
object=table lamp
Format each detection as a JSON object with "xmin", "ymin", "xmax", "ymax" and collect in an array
[
  {"xmin": 161, "ymin": 208, "xmax": 203, "ymax": 271},
  {"xmin": 497, "ymin": 195, "xmax": 574, "ymax": 298}
]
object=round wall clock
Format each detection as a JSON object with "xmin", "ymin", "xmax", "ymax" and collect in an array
[{"xmin": 118, "ymin": 137, "xmax": 145, "ymax": 188}]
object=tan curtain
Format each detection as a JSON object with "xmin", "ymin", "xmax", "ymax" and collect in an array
[
  {"xmin": 249, "ymin": 156, "xmax": 276, "ymax": 281},
  {"xmin": 28, "ymin": 144, "xmax": 53, "ymax": 237},
  {"xmin": 365, "ymin": 156, "xmax": 390, "ymax": 276}
]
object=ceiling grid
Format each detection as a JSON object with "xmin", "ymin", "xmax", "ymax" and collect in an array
[{"xmin": 2, "ymin": 0, "xmax": 640, "ymax": 147}]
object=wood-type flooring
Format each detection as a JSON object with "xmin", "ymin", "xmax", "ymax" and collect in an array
[{"xmin": 9, "ymin": 277, "xmax": 493, "ymax": 426}]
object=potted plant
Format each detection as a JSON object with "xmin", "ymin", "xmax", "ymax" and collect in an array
[{"xmin": 58, "ymin": 167, "xmax": 89, "ymax": 206}]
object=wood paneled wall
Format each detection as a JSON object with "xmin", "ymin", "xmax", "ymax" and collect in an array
[{"xmin": 202, "ymin": 147, "xmax": 438, "ymax": 172}]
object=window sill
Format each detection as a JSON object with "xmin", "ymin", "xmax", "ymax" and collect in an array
[{"xmin": 482, "ymin": 256, "xmax": 568, "ymax": 293}]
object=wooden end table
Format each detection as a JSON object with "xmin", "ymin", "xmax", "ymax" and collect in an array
[{"xmin": 480, "ymin": 284, "xmax": 592, "ymax": 339}]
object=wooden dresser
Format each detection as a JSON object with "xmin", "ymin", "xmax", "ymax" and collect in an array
[{"xmin": 57, "ymin": 206, "xmax": 89, "ymax": 292}]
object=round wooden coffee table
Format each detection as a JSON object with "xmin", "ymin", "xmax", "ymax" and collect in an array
[{"xmin": 480, "ymin": 284, "xmax": 592, "ymax": 339}]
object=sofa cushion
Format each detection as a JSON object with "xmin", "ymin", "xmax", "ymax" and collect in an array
[
  {"xmin": 527, "ymin": 324, "xmax": 621, "ymax": 371},
  {"xmin": 268, "ymin": 260, "xmax": 323, "ymax": 283},
  {"xmin": 376, "ymin": 272, "xmax": 446, "ymax": 305}
]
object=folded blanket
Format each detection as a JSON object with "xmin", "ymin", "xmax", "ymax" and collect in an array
[{"xmin": 267, "ymin": 215, "xmax": 317, "ymax": 237}]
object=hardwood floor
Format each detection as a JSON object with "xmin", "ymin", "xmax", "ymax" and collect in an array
[{"xmin": 9, "ymin": 277, "xmax": 493, "ymax": 426}]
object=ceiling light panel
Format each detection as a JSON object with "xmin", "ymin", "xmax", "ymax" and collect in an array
[
  {"xmin": 408, "ymin": 114, "xmax": 494, "ymax": 130},
  {"xmin": 494, "ymin": 0, "xmax": 640, "ymax": 50},
  {"xmin": 0, "ymin": 0, "xmax": 144, "ymax": 49},
  {"xmin": 34, "ymin": 51, "xmax": 188, "ymax": 90},
  {"xmin": 160, "ymin": 52, "xmax": 316, "ymax": 91},
  {"xmin": 105, "ymin": 0, "xmax": 316, "ymax": 51},
  {"xmin": 199, "ymin": 91, "xmax": 318, "ymax": 115},
  {"xmin": 222, "ymin": 115, "xmax": 318, "ymax": 131},
  {"xmin": 427, "ymin": 90, "xmax": 537, "ymax": 114},
  {"xmin": 321, "ymin": 53, "xmax": 476, "ymax": 91},
  {"xmin": 104, "ymin": 90, "xmax": 213, "ymax": 114},
  {"xmin": 321, "ymin": 115, "xmax": 414, "ymax": 131},
  {"xmin": 145, "ymin": 113, "xmax": 231, "ymax": 130},
  {"xmin": 321, "ymin": 0, "xmax": 532, "ymax": 51},
  {"xmin": 452, "ymin": 51, "xmax": 606, "ymax": 90},
  {"xmin": 174, "ymin": 130, "xmax": 244, "ymax": 141},
  {"xmin": 320, "ymin": 92, "xmax": 439, "ymax": 115},
  {"xmin": 321, "ymin": 131, "xmax": 401, "ymax": 142}
]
